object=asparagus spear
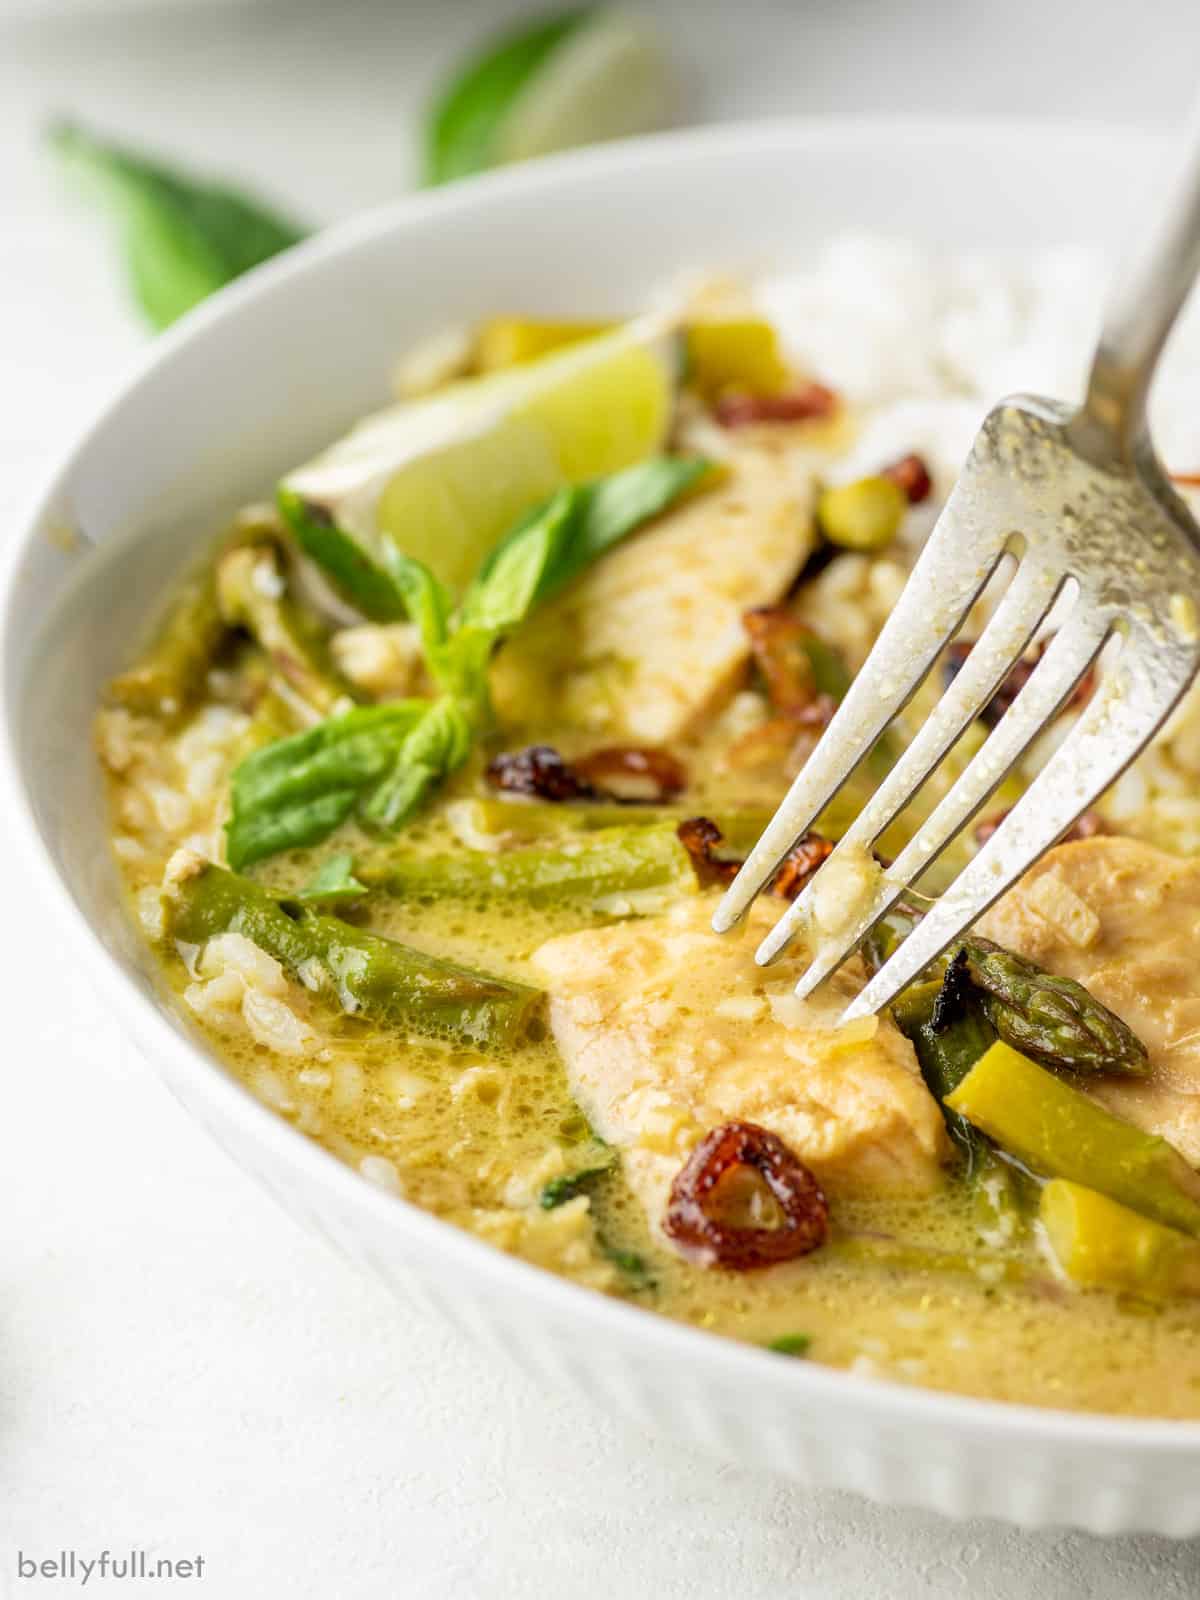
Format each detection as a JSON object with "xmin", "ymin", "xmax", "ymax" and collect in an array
[
  {"xmin": 451, "ymin": 796, "xmax": 773, "ymax": 850},
  {"xmin": 357, "ymin": 822, "xmax": 696, "ymax": 907},
  {"xmin": 1040, "ymin": 1179, "xmax": 1200, "ymax": 1299},
  {"xmin": 108, "ymin": 564, "xmax": 227, "ymax": 717},
  {"xmin": 163, "ymin": 856, "xmax": 540, "ymax": 1048},
  {"xmin": 216, "ymin": 542, "xmax": 355, "ymax": 720},
  {"xmin": 945, "ymin": 1042, "xmax": 1200, "ymax": 1237},
  {"xmin": 959, "ymin": 939, "xmax": 1149, "ymax": 1076},
  {"xmin": 890, "ymin": 974, "xmax": 997, "ymax": 1175},
  {"xmin": 870, "ymin": 907, "xmax": 1148, "ymax": 1078}
]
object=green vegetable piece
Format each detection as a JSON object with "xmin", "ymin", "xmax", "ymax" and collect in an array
[
  {"xmin": 539, "ymin": 1160, "xmax": 614, "ymax": 1209},
  {"xmin": 359, "ymin": 697, "xmax": 474, "ymax": 831},
  {"xmin": 467, "ymin": 455, "xmax": 712, "ymax": 621},
  {"xmin": 108, "ymin": 564, "xmax": 226, "ymax": 717},
  {"xmin": 957, "ymin": 937, "xmax": 1149, "ymax": 1077},
  {"xmin": 277, "ymin": 489, "xmax": 412, "ymax": 624},
  {"xmin": 816, "ymin": 476, "xmax": 907, "ymax": 553},
  {"xmin": 862, "ymin": 903, "xmax": 922, "ymax": 977},
  {"xmin": 424, "ymin": 13, "xmax": 586, "ymax": 185},
  {"xmin": 359, "ymin": 821, "xmax": 695, "ymax": 906},
  {"xmin": 891, "ymin": 973, "xmax": 997, "ymax": 1175},
  {"xmin": 765, "ymin": 1333, "xmax": 812, "ymax": 1357},
  {"xmin": 945, "ymin": 1041, "xmax": 1200, "ymax": 1237},
  {"xmin": 225, "ymin": 702, "xmax": 428, "ymax": 871},
  {"xmin": 296, "ymin": 853, "xmax": 368, "ymax": 905},
  {"xmin": 50, "ymin": 120, "xmax": 306, "ymax": 330},
  {"xmin": 1040, "ymin": 1178, "xmax": 1200, "ymax": 1299},
  {"xmin": 601, "ymin": 1242, "xmax": 655, "ymax": 1290},
  {"xmin": 216, "ymin": 542, "xmax": 354, "ymax": 719},
  {"xmin": 165, "ymin": 858, "xmax": 539, "ymax": 1048},
  {"xmin": 455, "ymin": 797, "xmax": 773, "ymax": 847}
]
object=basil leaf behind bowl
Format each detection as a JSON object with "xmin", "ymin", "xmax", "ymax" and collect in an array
[{"xmin": 48, "ymin": 119, "xmax": 308, "ymax": 330}]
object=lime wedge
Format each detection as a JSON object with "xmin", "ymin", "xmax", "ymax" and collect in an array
[
  {"xmin": 425, "ymin": 9, "xmax": 674, "ymax": 186},
  {"xmin": 495, "ymin": 11, "xmax": 675, "ymax": 166},
  {"xmin": 283, "ymin": 319, "xmax": 680, "ymax": 595}
]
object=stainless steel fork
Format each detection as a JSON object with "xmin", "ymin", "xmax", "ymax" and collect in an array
[{"xmin": 713, "ymin": 104, "xmax": 1200, "ymax": 1019}]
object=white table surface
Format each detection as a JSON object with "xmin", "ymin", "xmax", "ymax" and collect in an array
[{"xmin": 6, "ymin": 3, "xmax": 1200, "ymax": 1595}]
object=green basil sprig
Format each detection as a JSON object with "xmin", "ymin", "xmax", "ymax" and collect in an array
[{"xmin": 228, "ymin": 455, "xmax": 710, "ymax": 867}]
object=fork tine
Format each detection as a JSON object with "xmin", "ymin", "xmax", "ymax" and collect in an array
[
  {"xmin": 711, "ymin": 491, "xmax": 1012, "ymax": 934},
  {"xmin": 754, "ymin": 554, "xmax": 1065, "ymax": 968},
  {"xmin": 773, "ymin": 610, "xmax": 1108, "ymax": 985},
  {"xmin": 841, "ymin": 637, "xmax": 1190, "ymax": 1021}
]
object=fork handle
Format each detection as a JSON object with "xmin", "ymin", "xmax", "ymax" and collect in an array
[{"xmin": 1078, "ymin": 94, "xmax": 1200, "ymax": 455}]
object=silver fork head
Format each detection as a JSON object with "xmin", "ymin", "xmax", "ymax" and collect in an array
[{"xmin": 713, "ymin": 393, "xmax": 1200, "ymax": 1016}]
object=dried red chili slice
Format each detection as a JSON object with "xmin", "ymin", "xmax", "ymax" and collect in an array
[
  {"xmin": 742, "ymin": 606, "xmax": 819, "ymax": 714},
  {"xmin": 676, "ymin": 818, "xmax": 832, "ymax": 898},
  {"xmin": 676, "ymin": 817, "xmax": 739, "ymax": 887},
  {"xmin": 714, "ymin": 382, "xmax": 838, "ymax": 429},
  {"xmin": 488, "ymin": 744, "xmax": 687, "ymax": 806},
  {"xmin": 487, "ymin": 745, "xmax": 597, "ymax": 801},
  {"xmin": 664, "ymin": 1121, "xmax": 828, "ymax": 1269},
  {"xmin": 975, "ymin": 807, "xmax": 1108, "ymax": 848},
  {"xmin": 572, "ymin": 745, "xmax": 687, "ymax": 801},
  {"xmin": 771, "ymin": 832, "xmax": 834, "ymax": 899},
  {"xmin": 945, "ymin": 639, "xmax": 1095, "ymax": 728},
  {"xmin": 880, "ymin": 452, "xmax": 933, "ymax": 505}
]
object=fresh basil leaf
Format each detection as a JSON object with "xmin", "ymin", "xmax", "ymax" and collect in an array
[
  {"xmin": 539, "ymin": 1158, "xmax": 615, "ymax": 1209},
  {"xmin": 226, "ymin": 703, "xmax": 426, "ymax": 869},
  {"xmin": 456, "ymin": 488, "xmax": 577, "ymax": 634},
  {"xmin": 424, "ymin": 13, "xmax": 586, "ymax": 185},
  {"xmin": 226, "ymin": 790, "xmax": 359, "ymax": 876},
  {"xmin": 362, "ymin": 697, "xmax": 475, "ymax": 830},
  {"xmin": 467, "ymin": 455, "xmax": 710, "ymax": 619},
  {"xmin": 277, "ymin": 489, "xmax": 411, "ymax": 622},
  {"xmin": 295, "ymin": 853, "xmax": 368, "ymax": 905},
  {"xmin": 564, "ymin": 455, "xmax": 711, "ymax": 592},
  {"xmin": 381, "ymin": 545, "xmax": 454, "ymax": 657},
  {"xmin": 49, "ymin": 120, "xmax": 307, "ymax": 331}
]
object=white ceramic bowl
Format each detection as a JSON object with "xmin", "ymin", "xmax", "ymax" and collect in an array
[{"xmin": 6, "ymin": 118, "xmax": 1200, "ymax": 1535}]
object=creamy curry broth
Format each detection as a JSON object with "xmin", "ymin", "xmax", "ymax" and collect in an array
[{"xmin": 97, "ymin": 308, "xmax": 1200, "ymax": 1419}]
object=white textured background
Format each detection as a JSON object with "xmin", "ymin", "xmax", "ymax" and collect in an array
[{"xmin": 5, "ymin": 3, "xmax": 1200, "ymax": 1596}]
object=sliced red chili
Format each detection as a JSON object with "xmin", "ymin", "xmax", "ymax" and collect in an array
[
  {"xmin": 664, "ymin": 1121, "xmax": 828, "ymax": 1269},
  {"xmin": 881, "ymin": 452, "xmax": 933, "ymax": 505},
  {"xmin": 715, "ymin": 382, "xmax": 838, "ymax": 429},
  {"xmin": 572, "ymin": 745, "xmax": 688, "ymax": 801}
]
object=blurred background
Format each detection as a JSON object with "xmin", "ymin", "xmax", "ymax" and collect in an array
[{"xmin": 5, "ymin": 0, "xmax": 1196, "ymax": 527}]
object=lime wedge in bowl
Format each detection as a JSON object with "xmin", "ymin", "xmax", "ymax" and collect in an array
[
  {"xmin": 282, "ymin": 317, "xmax": 681, "ymax": 601},
  {"xmin": 425, "ymin": 9, "xmax": 675, "ymax": 186}
]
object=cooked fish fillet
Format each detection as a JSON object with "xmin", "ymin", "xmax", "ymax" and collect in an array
[
  {"xmin": 980, "ymin": 835, "xmax": 1200, "ymax": 1166},
  {"xmin": 532, "ymin": 896, "xmax": 949, "ymax": 1230},
  {"xmin": 490, "ymin": 448, "xmax": 817, "ymax": 743}
]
